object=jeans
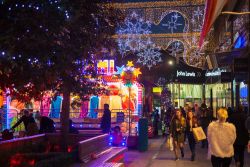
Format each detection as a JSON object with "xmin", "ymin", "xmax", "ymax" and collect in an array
[
  {"xmin": 187, "ymin": 132, "xmax": 196, "ymax": 157},
  {"xmin": 211, "ymin": 155, "xmax": 232, "ymax": 167},
  {"xmin": 234, "ymin": 145, "xmax": 245, "ymax": 167}
]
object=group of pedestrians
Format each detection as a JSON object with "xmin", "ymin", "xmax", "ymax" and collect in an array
[
  {"xmin": 9, "ymin": 109, "xmax": 80, "ymax": 137},
  {"xmin": 11, "ymin": 109, "xmax": 56, "ymax": 136},
  {"xmin": 168, "ymin": 104, "xmax": 249, "ymax": 167}
]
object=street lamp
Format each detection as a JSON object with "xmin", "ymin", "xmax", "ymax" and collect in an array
[{"xmin": 168, "ymin": 60, "xmax": 174, "ymax": 65}]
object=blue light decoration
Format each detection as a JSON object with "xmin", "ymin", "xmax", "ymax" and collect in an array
[
  {"xmin": 234, "ymin": 35, "xmax": 247, "ymax": 49},
  {"xmin": 240, "ymin": 86, "xmax": 247, "ymax": 98},
  {"xmin": 115, "ymin": 65, "xmax": 125, "ymax": 75},
  {"xmin": 108, "ymin": 134, "xmax": 127, "ymax": 147},
  {"xmin": 2, "ymin": 1, "xmax": 70, "ymax": 20}
]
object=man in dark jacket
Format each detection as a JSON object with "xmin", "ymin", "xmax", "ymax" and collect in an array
[
  {"xmin": 35, "ymin": 113, "xmax": 55, "ymax": 133},
  {"xmin": 11, "ymin": 109, "xmax": 36, "ymax": 132},
  {"xmin": 229, "ymin": 105, "xmax": 249, "ymax": 167},
  {"xmin": 101, "ymin": 104, "xmax": 111, "ymax": 133}
]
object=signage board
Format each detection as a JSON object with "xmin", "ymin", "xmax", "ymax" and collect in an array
[
  {"xmin": 116, "ymin": 112, "xmax": 125, "ymax": 123},
  {"xmin": 221, "ymin": 72, "xmax": 232, "ymax": 83},
  {"xmin": 205, "ymin": 68, "xmax": 226, "ymax": 77},
  {"xmin": 174, "ymin": 68, "xmax": 205, "ymax": 84}
]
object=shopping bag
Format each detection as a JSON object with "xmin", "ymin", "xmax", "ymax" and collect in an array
[
  {"xmin": 166, "ymin": 136, "xmax": 174, "ymax": 151},
  {"xmin": 192, "ymin": 127, "xmax": 206, "ymax": 142}
]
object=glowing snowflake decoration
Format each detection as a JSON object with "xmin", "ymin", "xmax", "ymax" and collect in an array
[
  {"xmin": 191, "ymin": 7, "xmax": 204, "ymax": 32},
  {"xmin": 168, "ymin": 41, "xmax": 184, "ymax": 56},
  {"xmin": 183, "ymin": 45, "xmax": 207, "ymax": 68},
  {"xmin": 117, "ymin": 12, "xmax": 152, "ymax": 56},
  {"xmin": 156, "ymin": 77, "xmax": 167, "ymax": 87},
  {"xmin": 194, "ymin": 7, "xmax": 203, "ymax": 20},
  {"xmin": 162, "ymin": 12, "xmax": 182, "ymax": 33},
  {"xmin": 137, "ymin": 43, "xmax": 162, "ymax": 70}
]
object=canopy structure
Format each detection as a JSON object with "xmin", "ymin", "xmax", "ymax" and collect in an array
[{"xmin": 199, "ymin": 0, "xmax": 247, "ymax": 47}]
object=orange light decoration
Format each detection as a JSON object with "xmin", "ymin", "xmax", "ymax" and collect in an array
[{"xmin": 121, "ymin": 61, "xmax": 142, "ymax": 87}]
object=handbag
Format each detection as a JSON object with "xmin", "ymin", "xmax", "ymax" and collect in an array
[
  {"xmin": 166, "ymin": 136, "xmax": 174, "ymax": 151},
  {"xmin": 192, "ymin": 127, "xmax": 206, "ymax": 142}
]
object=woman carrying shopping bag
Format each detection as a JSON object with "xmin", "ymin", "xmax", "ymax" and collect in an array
[
  {"xmin": 186, "ymin": 111, "xmax": 199, "ymax": 161},
  {"xmin": 170, "ymin": 110, "xmax": 186, "ymax": 161}
]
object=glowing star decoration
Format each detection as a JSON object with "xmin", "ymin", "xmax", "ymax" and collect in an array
[
  {"xmin": 137, "ymin": 44, "xmax": 162, "ymax": 70},
  {"xmin": 115, "ymin": 65, "xmax": 125, "ymax": 75},
  {"xmin": 121, "ymin": 62, "xmax": 142, "ymax": 87},
  {"xmin": 133, "ymin": 68, "xmax": 142, "ymax": 77},
  {"xmin": 127, "ymin": 61, "xmax": 134, "ymax": 67},
  {"xmin": 116, "ymin": 11, "xmax": 152, "ymax": 56}
]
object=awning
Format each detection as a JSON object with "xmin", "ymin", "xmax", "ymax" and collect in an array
[{"xmin": 199, "ymin": 0, "xmax": 239, "ymax": 47}]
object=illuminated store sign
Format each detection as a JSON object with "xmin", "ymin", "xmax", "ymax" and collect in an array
[
  {"xmin": 176, "ymin": 70, "xmax": 196, "ymax": 77},
  {"xmin": 205, "ymin": 68, "xmax": 226, "ymax": 77}
]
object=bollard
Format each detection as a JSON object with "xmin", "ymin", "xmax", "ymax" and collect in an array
[{"xmin": 138, "ymin": 118, "xmax": 148, "ymax": 152}]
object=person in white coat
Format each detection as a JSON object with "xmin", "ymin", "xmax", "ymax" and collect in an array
[{"xmin": 207, "ymin": 108, "xmax": 236, "ymax": 167}]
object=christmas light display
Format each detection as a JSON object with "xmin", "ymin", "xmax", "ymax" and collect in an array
[
  {"xmin": 116, "ymin": 11, "xmax": 151, "ymax": 56},
  {"xmin": 137, "ymin": 42, "xmax": 162, "ymax": 70},
  {"xmin": 162, "ymin": 12, "xmax": 183, "ymax": 34},
  {"xmin": 167, "ymin": 40, "xmax": 184, "ymax": 57},
  {"xmin": 161, "ymin": 87, "xmax": 173, "ymax": 109},
  {"xmin": 120, "ymin": 61, "xmax": 141, "ymax": 87}
]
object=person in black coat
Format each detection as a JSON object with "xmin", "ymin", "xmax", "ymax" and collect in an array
[
  {"xmin": 35, "ymin": 113, "xmax": 55, "ymax": 133},
  {"xmin": 101, "ymin": 104, "xmax": 111, "ymax": 133},
  {"xmin": 228, "ymin": 105, "xmax": 249, "ymax": 167},
  {"xmin": 11, "ymin": 109, "xmax": 36, "ymax": 132}
]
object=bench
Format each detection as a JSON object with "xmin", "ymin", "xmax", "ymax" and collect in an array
[{"xmin": 77, "ymin": 134, "xmax": 127, "ymax": 167}]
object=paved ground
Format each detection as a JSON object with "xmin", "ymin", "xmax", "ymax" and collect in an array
[{"xmin": 124, "ymin": 137, "xmax": 250, "ymax": 167}]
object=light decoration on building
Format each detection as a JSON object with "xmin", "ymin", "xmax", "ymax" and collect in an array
[
  {"xmin": 192, "ymin": 6, "xmax": 204, "ymax": 32},
  {"xmin": 182, "ymin": 6, "xmax": 207, "ymax": 68},
  {"xmin": 167, "ymin": 40, "xmax": 184, "ymax": 57},
  {"xmin": 116, "ymin": 12, "xmax": 152, "ymax": 56},
  {"xmin": 162, "ymin": 12, "xmax": 183, "ymax": 34}
]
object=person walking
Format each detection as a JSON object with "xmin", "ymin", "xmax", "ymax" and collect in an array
[
  {"xmin": 186, "ymin": 111, "xmax": 199, "ymax": 161},
  {"xmin": 101, "ymin": 104, "xmax": 111, "ymax": 133},
  {"xmin": 153, "ymin": 108, "xmax": 160, "ymax": 137},
  {"xmin": 170, "ymin": 110, "xmax": 186, "ymax": 161},
  {"xmin": 228, "ymin": 106, "xmax": 249, "ymax": 167},
  {"xmin": 200, "ymin": 106, "xmax": 211, "ymax": 148},
  {"xmin": 207, "ymin": 108, "xmax": 236, "ymax": 167}
]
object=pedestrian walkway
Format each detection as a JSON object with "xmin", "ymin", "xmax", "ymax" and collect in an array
[{"xmin": 124, "ymin": 137, "xmax": 250, "ymax": 167}]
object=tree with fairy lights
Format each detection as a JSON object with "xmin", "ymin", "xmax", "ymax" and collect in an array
[{"xmin": 0, "ymin": 0, "xmax": 122, "ymax": 151}]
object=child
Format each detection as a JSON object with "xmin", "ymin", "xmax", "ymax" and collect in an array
[{"xmin": 112, "ymin": 126, "xmax": 123, "ymax": 146}]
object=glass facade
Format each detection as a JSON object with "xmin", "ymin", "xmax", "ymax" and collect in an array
[{"xmin": 205, "ymin": 83, "xmax": 231, "ymax": 112}]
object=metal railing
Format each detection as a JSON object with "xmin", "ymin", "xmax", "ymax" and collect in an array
[{"xmin": 0, "ymin": 108, "xmax": 140, "ymax": 134}]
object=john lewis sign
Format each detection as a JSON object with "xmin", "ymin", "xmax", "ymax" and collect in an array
[
  {"xmin": 176, "ymin": 70, "xmax": 196, "ymax": 77},
  {"xmin": 175, "ymin": 68, "xmax": 205, "ymax": 84}
]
